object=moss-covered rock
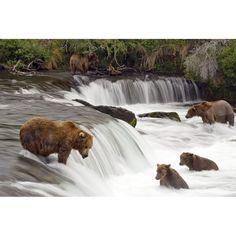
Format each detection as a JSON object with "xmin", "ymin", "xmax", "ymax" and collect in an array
[{"xmin": 138, "ymin": 111, "xmax": 181, "ymax": 122}]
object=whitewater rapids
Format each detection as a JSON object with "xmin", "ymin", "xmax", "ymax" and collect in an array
[{"xmin": 107, "ymin": 103, "xmax": 236, "ymax": 196}]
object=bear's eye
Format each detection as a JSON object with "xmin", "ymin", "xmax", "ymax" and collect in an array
[{"xmin": 85, "ymin": 146, "xmax": 88, "ymax": 149}]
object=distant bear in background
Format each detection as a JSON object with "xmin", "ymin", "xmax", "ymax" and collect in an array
[
  {"xmin": 155, "ymin": 164, "xmax": 189, "ymax": 189},
  {"xmin": 70, "ymin": 53, "xmax": 98, "ymax": 75},
  {"xmin": 19, "ymin": 117, "xmax": 93, "ymax": 164},
  {"xmin": 185, "ymin": 100, "xmax": 234, "ymax": 126},
  {"xmin": 180, "ymin": 152, "xmax": 219, "ymax": 171}
]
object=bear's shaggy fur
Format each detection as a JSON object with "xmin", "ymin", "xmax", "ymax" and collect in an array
[
  {"xmin": 69, "ymin": 53, "xmax": 98, "ymax": 75},
  {"xmin": 155, "ymin": 164, "xmax": 189, "ymax": 189},
  {"xmin": 180, "ymin": 152, "xmax": 219, "ymax": 171},
  {"xmin": 19, "ymin": 117, "xmax": 93, "ymax": 164},
  {"xmin": 185, "ymin": 100, "xmax": 234, "ymax": 126}
]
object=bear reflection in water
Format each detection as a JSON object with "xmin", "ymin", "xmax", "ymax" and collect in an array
[{"xmin": 19, "ymin": 117, "xmax": 93, "ymax": 164}]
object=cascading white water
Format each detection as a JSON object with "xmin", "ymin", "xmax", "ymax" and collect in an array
[
  {"xmin": 67, "ymin": 76, "xmax": 200, "ymax": 105},
  {"xmin": 17, "ymin": 119, "xmax": 152, "ymax": 196},
  {"xmin": 71, "ymin": 120, "xmax": 151, "ymax": 177}
]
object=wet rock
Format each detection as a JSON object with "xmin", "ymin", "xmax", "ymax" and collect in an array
[
  {"xmin": 15, "ymin": 155, "xmax": 74, "ymax": 185},
  {"xmin": 0, "ymin": 184, "xmax": 44, "ymax": 196},
  {"xmin": 73, "ymin": 99, "xmax": 137, "ymax": 127},
  {"xmin": 138, "ymin": 111, "xmax": 181, "ymax": 122},
  {"xmin": 0, "ymin": 64, "xmax": 5, "ymax": 72}
]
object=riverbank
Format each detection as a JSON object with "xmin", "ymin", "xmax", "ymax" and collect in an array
[{"xmin": 1, "ymin": 69, "xmax": 236, "ymax": 106}]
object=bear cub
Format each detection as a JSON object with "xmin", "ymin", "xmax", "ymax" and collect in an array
[
  {"xmin": 155, "ymin": 164, "xmax": 189, "ymax": 189},
  {"xmin": 180, "ymin": 152, "xmax": 219, "ymax": 171}
]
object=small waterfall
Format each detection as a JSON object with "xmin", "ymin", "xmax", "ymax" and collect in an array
[
  {"xmin": 70, "ymin": 76, "xmax": 200, "ymax": 106},
  {"xmin": 71, "ymin": 120, "xmax": 151, "ymax": 177}
]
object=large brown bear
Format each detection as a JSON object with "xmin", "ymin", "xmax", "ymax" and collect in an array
[
  {"xmin": 185, "ymin": 100, "xmax": 234, "ymax": 126},
  {"xmin": 69, "ymin": 53, "xmax": 98, "ymax": 75},
  {"xmin": 19, "ymin": 117, "xmax": 93, "ymax": 164},
  {"xmin": 155, "ymin": 164, "xmax": 189, "ymax": 189},
  {"xmin": 179, "ymin": 152, "xmax": 219, "ymax": 171}
]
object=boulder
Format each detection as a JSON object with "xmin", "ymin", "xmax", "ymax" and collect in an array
[
  {"xmin": 138, "ymin": 111, "xmax": 181, "ymax": 122},
  {"xmin": 73, "ymin": 99, "xmax": 137, "ymax": 127},
  {"xmin": 0, "ymin": 64, "xmax": 5, "ymax": 71}
]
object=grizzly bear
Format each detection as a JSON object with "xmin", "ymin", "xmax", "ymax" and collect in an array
[
  {"xmin": 179, "ymin": 152, "xmax": 219, "ymax": 171},
  {"xmin": 155, "ymin": 164, "xmax": 189, "ymax": 189},
  {"xmin": 69, "ymin": 53, "xmax": 98, "ymax": 75},
  {"xmin": 185, "ymin": 100, "xmax": 234, "ymax": 126},
  {"xmin": 19, "ymin": 117, "xmax": 93, "ymax": 164}
]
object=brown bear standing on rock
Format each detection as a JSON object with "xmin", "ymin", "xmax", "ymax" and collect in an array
[
  {"xmin": 155, "ymin": 164, "xmax": 189, "ymax": 189},
  {"xmin": 70, "ymin": 53, "xmax": 98, "ymax": 75},
  {"xmin": 185, "ymin": 100, "xmax": 234, "ymax": 126},
  {"xmin": 180, "ymin": 152, "xmax": 219, "ymax": 171},
  {"xmin": 19, "ymin": 117, "xmax": 93, "ymax": 164}
]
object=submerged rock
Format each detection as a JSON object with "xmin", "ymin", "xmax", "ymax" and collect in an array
[
  {"xmin": 138, "ymin": 111, "xmax": 181, "ymax": 122},
  {"xmin": 73, "ymin": 99, "xmax": 137, "ymax": 127}
]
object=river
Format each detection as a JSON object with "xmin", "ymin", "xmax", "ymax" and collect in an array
[{"xmin": 0, "ymin": 72, "xmax": 235, "ymax": 196}]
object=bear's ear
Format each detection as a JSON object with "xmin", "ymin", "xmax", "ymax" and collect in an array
[
  {"xmin": 157, "ymin": 164, "xmax": 160, "ymax": 167},
  {"xmin": 194, "ymin": 104, "xmax": 202, "ymax": 113},
  {"xmin": 79, "ymin": 131, "xmax": 86, "ymax": 139},
  {"xmin": 200, "ymin": 101, "xmax": 212, "ymax": 111},
  {"xmin": 166, "ymin": 164, "xmax": 171, "ymax": 168},
  {"xmin": 189, "ymin": 153, "xmax": 194, "ymax": 158}
]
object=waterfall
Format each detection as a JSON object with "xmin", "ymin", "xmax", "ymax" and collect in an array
[
  {"xmin": 71, "ymin": 120, "xmax": 151, "ymax": 177},
  {"xmin": 68, "ymin": 76, "xmax": 200, "ymax": 106},
  {"xmin": 17, "ymin": 119, "xmax": 152, "ymax": 196}
]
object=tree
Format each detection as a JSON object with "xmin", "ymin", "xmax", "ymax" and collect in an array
[{"xmin": 184, "ymin": 40, "xmax": 222, "ymax": 82}]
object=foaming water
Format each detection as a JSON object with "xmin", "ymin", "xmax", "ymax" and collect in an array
[
  {"xmin": 67, "ymin": 76, "xmax": 200, "ymax": 105},
  {"xmin": 15, "ymin": 88, "xmax": 41, "ymax": 95},
  {"xmin": 106, "ymin": 103, "xmax": 236, "ymax": 196}
]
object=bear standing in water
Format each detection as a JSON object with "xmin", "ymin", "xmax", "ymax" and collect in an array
[
  {"xmin": 185, "ymin": 100, "xmax": 234, "ymax": 126},
  {"xmin": 180, "ymin": 152, "xmax": 219, "ymax": 171},
  {"xmin": 19, "ymin": 117, "xmax": 93, "ymax": 164},
  {"xmin": 155, "ymin": 164, "xmax": 189, "ymax": 189}
]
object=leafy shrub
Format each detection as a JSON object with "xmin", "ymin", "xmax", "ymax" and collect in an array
[
  {"xmin": 0, "ymin": 40, "xmax": 49, "ymax": 68},
  {"xmin": 217, "ymin": 40, "xmax": 236, "ymax": 85}
]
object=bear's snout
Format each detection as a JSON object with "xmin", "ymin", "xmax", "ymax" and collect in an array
[
  {"xmin": 82, "ymin": 154, "xmax": 88, "ymax": 159},
  {"xmin": 185, "ymin": 114, "xmax": 190, "ymax": 118},
  {"xmin": 179, "ymin": 162, "xmax": 184, "ymax": 166},
  {"xmin": 155, "ymin": 174, "xmax": 160, "ymax": 180}
]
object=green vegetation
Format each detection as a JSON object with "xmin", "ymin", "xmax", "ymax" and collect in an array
[
  {"xmin": 0, "ymin": 40, "xmax": 49, "ymax": 70},
  {"xmin": 0, "ymin": 39, "xmax": 199, "ymax": 74},
  {"xmin": 0, "ymin": 39, "xmax": 236, "ymax": 88},
  {"xmin": 217, "ymin": 40, "xmax": 236, "ymax": 85}
]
